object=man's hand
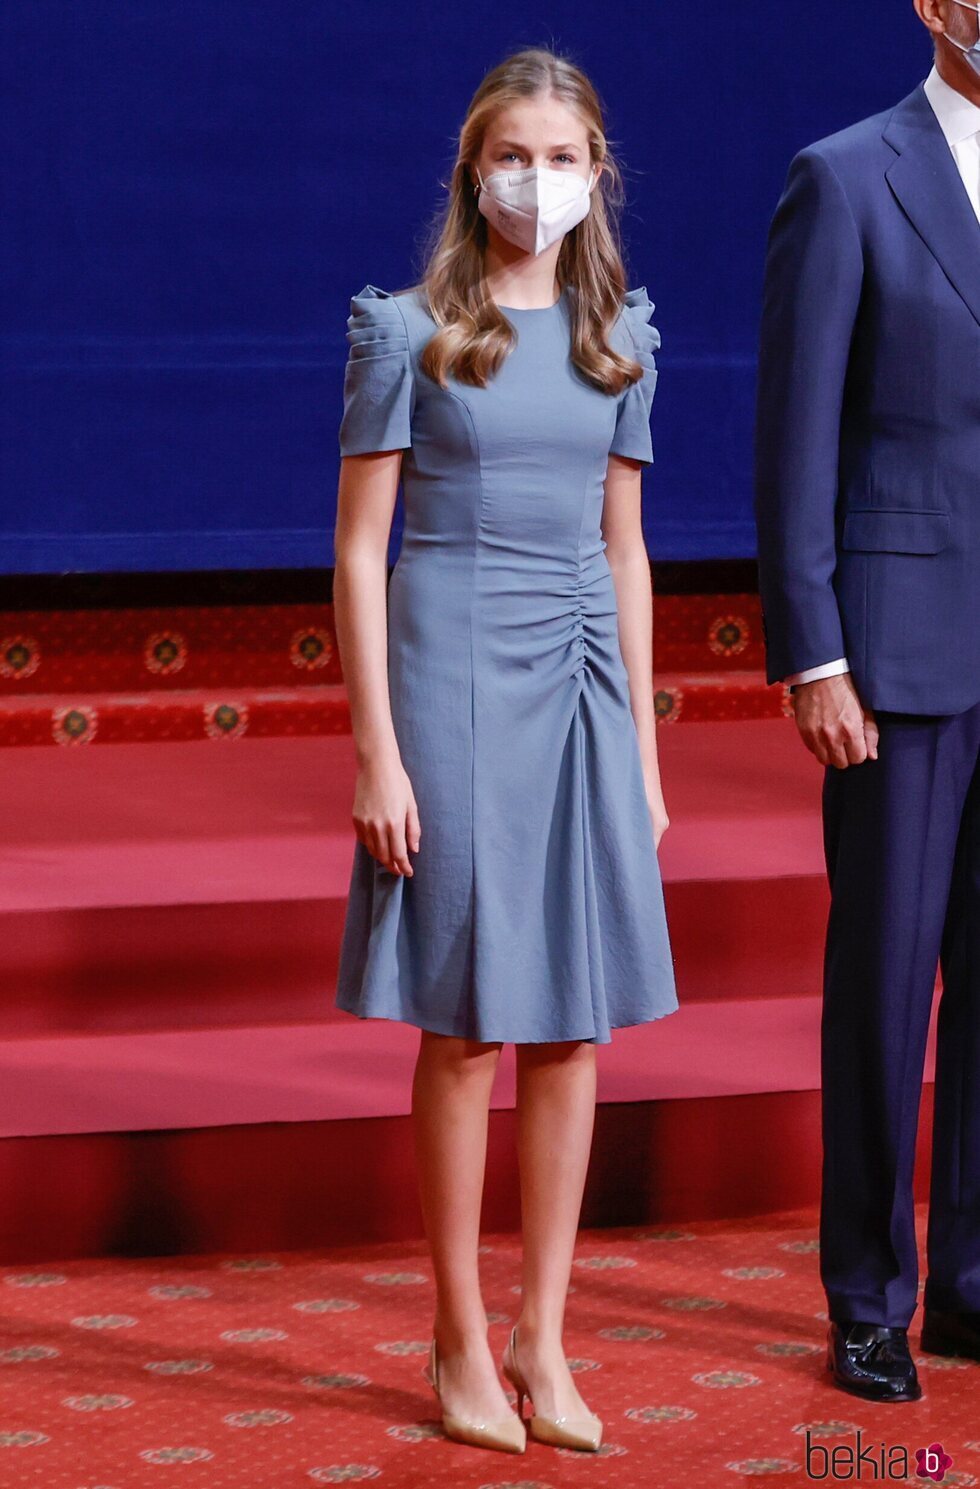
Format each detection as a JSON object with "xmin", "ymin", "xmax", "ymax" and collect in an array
[{"xmin": 791, "ymin": 672, "xmax": 878, "ymax": 769}]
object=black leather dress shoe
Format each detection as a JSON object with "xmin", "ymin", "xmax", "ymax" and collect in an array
[
  {"xmin": 921, "ymin": 1307, "xmax": 980, "ymax": 1360},
  {"xmin": 826, "ymin": 1320, "xmax": 922, "ymax": 1402}
]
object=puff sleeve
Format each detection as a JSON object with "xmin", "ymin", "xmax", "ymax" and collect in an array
[
  {"xmin": 608, "ymin": 286, "xmax": 661, "ymax": 466},
  {"xmin": 338, "ymin": 284, "xmax": 415, "ymax": 457}
]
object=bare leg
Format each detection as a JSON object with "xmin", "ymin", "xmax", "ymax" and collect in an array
[
  {"xmin": 411, "ymin": 1029, "xmax": 514, "ymax": 1420},
  {"xmin": 512, "ymin": 1038, "xmax": 598, "ymax": 1419}
]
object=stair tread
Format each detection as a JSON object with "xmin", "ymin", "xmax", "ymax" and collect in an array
[
  {"xmin": 0, "ymin": 995, "xmax": 858, "ymax": 1138},
  {"xmin": 0, "ymin": 996, "xmax": 940, "ymax": 1138}
]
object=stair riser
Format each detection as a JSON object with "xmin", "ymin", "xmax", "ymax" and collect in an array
[
  {"xmin": 0, "ymin": 901, "xmax": 343, "ymax": 1036},
  {"xmin": 0, "ymin": 876, "xmax": 828, "ymax": 1037},
  {"xmin": 0, "ymin": 1088, "xmax": 938, "ymax": 1265}
]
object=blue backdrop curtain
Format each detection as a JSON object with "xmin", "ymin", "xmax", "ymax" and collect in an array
[{"xmin": 0, "ymin": 1, "xmax": 928, "ymax": 575}]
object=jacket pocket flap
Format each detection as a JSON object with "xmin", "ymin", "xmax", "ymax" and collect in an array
[{"xmin": 840, "ymin": 508, "xmax": 950, "ymax": 554}]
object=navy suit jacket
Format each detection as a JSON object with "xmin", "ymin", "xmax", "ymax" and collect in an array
[{"xmin": 754, "ymin": 83, "xmax": 980, "ymax": 715}]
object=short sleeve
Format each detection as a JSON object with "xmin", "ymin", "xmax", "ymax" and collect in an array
[
  {"xmin": 608, "ymin": 286, "xmax": 661, "ymax": 466},
  {"xmin": 338, "ymin": 284, "xmax": 415, "ymax": 457}
]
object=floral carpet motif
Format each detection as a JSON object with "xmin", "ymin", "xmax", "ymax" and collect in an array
[{"xmin": 1, "ymin": 1202, "xmax": 975, "ymax": 1486}]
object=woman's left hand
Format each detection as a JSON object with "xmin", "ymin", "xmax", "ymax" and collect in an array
[{"xmin": 643, "ymin": 776, "xmax": 670, "ymax": 851}]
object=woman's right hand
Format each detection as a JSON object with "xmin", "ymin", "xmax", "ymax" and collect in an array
[{"xmin": 352, "ymin": 754, "xmax": 421, "ymax": 876}]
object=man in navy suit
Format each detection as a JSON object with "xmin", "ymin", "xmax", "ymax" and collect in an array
[{"xmin": 755, "ymin": 0, "xmax": 980, "ymax": 1402}]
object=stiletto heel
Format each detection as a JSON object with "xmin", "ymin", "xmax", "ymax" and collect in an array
[
  {"xmin": 500, "ymin": 1323, "xmax": 603, "ymax": 1452},
  {"xmin": 422, "ymin": 1337, "xmax": 526, "ymax": 1454}
]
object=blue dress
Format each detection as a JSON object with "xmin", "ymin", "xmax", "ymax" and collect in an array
[{"xmin": 334, "ymin": 280, "xmax": 679, "ymax": 1043}]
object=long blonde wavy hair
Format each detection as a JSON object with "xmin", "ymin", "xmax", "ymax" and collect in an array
[{"xmin": 406, "ymin": 47, "xmax": 645, "ymax": 396}]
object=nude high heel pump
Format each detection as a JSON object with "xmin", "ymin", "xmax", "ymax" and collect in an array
[
  {"xmin": 501, "ymin": 1323, "xmax": 603, "ymax": 1452},
  {"xmin": 422, "ymin": 1337, "xmax": 527, "ymax": 1453}
]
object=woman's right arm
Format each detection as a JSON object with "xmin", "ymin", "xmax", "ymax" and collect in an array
[{"xmin": 333, "ymin": 449, "xmax": 420, "ymax": 877}]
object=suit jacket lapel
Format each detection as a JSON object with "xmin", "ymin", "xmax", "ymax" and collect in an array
[{"xmin": 883, "ymin": 84, "xmax": 980, "ymax": 330}]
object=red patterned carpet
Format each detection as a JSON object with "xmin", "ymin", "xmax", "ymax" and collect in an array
[
  {"xmin": 2, "ymin": 1202, "xmax": 977, "ymax": 1487},
  {"xmin": 0, "ymin": 594, "xmax": 789, "ymax": 744}
]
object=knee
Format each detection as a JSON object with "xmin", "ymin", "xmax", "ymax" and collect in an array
[
  {"xmin": 516, "ymin": 1038, "xmax": 596, "ymax": 1070},
  {"xmin": 418, "ymin": 1030, "xmax": 503, "ymax": 1080}
]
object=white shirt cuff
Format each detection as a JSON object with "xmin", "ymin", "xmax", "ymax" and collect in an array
[{"xmin": 783, "ymin": 658, "xmax": 850, "ymax": 685}]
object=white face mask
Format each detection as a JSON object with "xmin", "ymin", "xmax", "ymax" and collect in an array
[
  {"xmin": 946, "ymin": 0, "xmax": 980, "ymax": 75},
  {"xmin": 475, "ymin": 163, "xmax": 597, "ymax": 256}
]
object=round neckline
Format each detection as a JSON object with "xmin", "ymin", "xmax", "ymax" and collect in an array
[{"xmin": 495, "ymin": 285, "xmax": 567, "ymax": 313}]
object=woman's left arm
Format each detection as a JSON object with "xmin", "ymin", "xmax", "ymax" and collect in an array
[{"xmin": 601, "ymin": 453, "xmax": 669, "ymax": 849}]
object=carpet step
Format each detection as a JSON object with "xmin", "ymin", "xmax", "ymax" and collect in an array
[
  {"xmin": 0, "ymin": 872, "xmax": 829, "ymax": 1039},
  {"xmin": 0, "ymin": 670, "xmax": 788, "ymax": 745},
  {"xmin": 0, "ymin": 591, "xmax": 783, "ymax": 743},
  {"xmin": 0, "ymin": 723, "xmax": 828, "ymax": 1038},
  {"xmin": 0, "ymin": 683, "xmax": 351, "ymax": 745},
  {"xmin": 0, "ymin": 1092, "xmax": 833, "ymax": 1260},
  {"xmin": 0, "ymin": 593, "xmax": 767, "ymax": 693},
  {"xmin": 0, "ymin": 993, "xmax": 941, "ymax": 1140},
  {"xmin": 0, "ymin": 706, "xmax": 944, "ymax": 1262}
]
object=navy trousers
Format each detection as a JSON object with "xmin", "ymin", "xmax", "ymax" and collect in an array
[{"xmin": 819, "ymin": 698, "xmax": 980, "ymax": 1327}]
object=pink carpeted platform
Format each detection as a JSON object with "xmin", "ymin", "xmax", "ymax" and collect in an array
[
  {"xmin": 0, "ymin": 717, "xmax": 942, "ymax": 1259},
  {"xmin": 0, "ymin": 718, "xmax": 940, "ymax": 1131}
]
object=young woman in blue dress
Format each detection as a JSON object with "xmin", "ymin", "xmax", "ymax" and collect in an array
[{"xmin": 332, "ymin": 46, "xmax": 677, "ymax": 1455}]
